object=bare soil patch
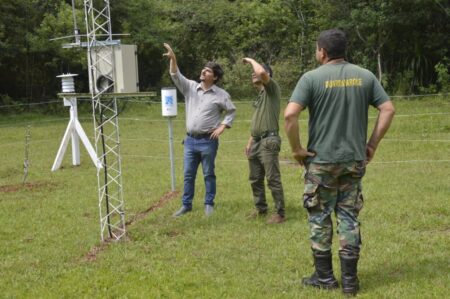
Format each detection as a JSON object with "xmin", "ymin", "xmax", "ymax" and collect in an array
[
  {"xmin": 125, "ymin": 191, "xmax": 180, "ymax": 226},
  {"xmin": 0, "ymin": 181, "xmax": 56, "ymax": 193},
  {"xmin": 83, "ymin": 190, "xmax": 179, "ymax": 262}
]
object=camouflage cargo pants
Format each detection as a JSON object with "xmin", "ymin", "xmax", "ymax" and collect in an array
[
  {"xmin": 303, "ymin": 161, "xmax": 365, "ymax": 256},
  {"xmin": 248, "ymin": 136, "xmax": 285, "ymax": 216}
]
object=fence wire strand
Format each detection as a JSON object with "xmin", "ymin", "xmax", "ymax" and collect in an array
[
  {"xmin": 1, "ymin": 95, "xmax": 448, "ymax": 165},
  {"xmin": 0, "ymin": 92, "xmax": 448, "ymax": 109}
]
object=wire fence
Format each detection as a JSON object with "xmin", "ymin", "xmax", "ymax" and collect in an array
[
  {"xmin": 1, "ymin": 110, "xmax": 449, "ymax": 129},
  {"xmin": 1, "ymin": 93, "xmax": 448, "ymax": 165},
  {"xmin": 120, "ymin": 154, "xmax": 450, "ymax": 165},
  {"xmin": 0, "ymin": 92, "xmax": 449, "ymax": 109},
  {"xmin": 0, "ymin": 100, "xmax": 62, "ymax": 108},
  {"xmin": 1, "ymin": 136, "xmax": 449, "ymax": 151}
]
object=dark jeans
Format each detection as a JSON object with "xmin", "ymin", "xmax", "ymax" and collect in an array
[
  {"xmin": 182, "ymin": 135, "xmax": 219, "ymax": 208},
  {"xmin": 248, "ymin": 136, "xmax": 285, "ymax": 216}
]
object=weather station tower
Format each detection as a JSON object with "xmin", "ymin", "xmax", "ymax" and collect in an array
[{"xmin": 53, "ymin": 0, "xmax": 155, "ymax": 241}]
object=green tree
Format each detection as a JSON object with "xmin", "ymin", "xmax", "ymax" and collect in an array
[{"xmin": 1, "ymin": 0, "xmax": 449, "ymax": 104}]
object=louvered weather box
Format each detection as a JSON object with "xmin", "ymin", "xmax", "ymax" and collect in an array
[{"xmin": 92, "ymin": 44, "xmax": 139, "ymax": 93}]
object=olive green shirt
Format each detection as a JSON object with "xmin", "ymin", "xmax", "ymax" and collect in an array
[
  {"xmin": 290, "ymin": 62, "xmax": 389, "ymax": 163},
  {"xmin": 251, "ymin": 79, "xmax": 281, "ymax": 137}
]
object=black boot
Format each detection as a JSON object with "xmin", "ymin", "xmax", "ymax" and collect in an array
[
  {"xmin": 340, "ymin": 255, "xmax": 360, "ymax": 296},
  {"xmin": 302, "ymin": 251, "xmax": 339, "ymax": 289}
]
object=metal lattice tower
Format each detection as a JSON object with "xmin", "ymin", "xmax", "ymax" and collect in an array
[{"xmin": 84, "ymin": 0, "xmax": 125, "ymax": 241}]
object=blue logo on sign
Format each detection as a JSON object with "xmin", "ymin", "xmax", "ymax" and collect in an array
[{"xmin": 165, "ymin": 95, "xmax": 173, "ymax": 106}]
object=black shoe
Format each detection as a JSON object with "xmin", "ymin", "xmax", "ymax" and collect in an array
[
  {"xmin": 302, "ymin": 272, "xmax": 339, "ymax": 289},
  {"xmin": 302, "ymin": 251, "xmax": 339, "ymax": 290},
  {"xmin": 340, "ymin": 255, "xmax": 360, "ymax": 296},
  {"xmin": 172, "ymin": 206, "xmax": 192, "ymax": 217}
]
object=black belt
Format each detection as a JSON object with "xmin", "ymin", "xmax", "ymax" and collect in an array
[
  {"xmin": 252, "ymin": 131, "xmax": 278, "ymax": 142},
  {"xmin": 187, "ymin": 132, "xmax": 212, "ymax": 139}
]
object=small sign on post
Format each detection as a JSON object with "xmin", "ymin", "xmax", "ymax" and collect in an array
[
  {"xmin": 161, "ymin": 87, "xmax": 177, "ymax": 117},
  {"xmin": 161, "ymin": 87, "xmax": 177, "ymax": 191}
]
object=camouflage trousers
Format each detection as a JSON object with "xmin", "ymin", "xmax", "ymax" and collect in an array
[{"xmin": 303, "ymin": 161, "xmax": 365, "ymax": 256}]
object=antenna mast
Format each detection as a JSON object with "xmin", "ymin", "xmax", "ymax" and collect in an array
[
  {"xmin": 71, "ymin": 0, "xmax": 81, "ymax": 45},
  {"xmin": 84, "ymin": 0, "xmax": 126, "ymax": 241}
]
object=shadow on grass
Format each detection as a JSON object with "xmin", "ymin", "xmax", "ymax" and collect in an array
[{"xmin": 362, "ymin": 256, "xmax": 450, "ymax": 291}]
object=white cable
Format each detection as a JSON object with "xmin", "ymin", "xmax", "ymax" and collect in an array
[
  {"xmin": 383, "ymin": 139, "xmax": 450, "ymax": 142},
  {"xmin": 1, "ymin": 92, "xmax": 448, "ymax": 108},
  {"xmin": 122, "ymin": 154, "xmax": 450, "ymax": 165},
  {"xmin": 372, "ymin": 159, "xmax": 450, "ymax": 164},
  {"xmin": 121, "ymin": 138, "xmax": 169, "ymax": 142},
  {"xmin": 119, "ymin": 137, "xmax": 450, "ymax": 144},
  {"xmin": 0, "ymin": 118, "xmax": 70, "ymax": 128},
  {"xmin": 390, "ymin": 93, "xmax": 448, "ymax": 98},
  {"xmin": 119, "ymin": 112, "xmax": 449, "ymax": 123},
  {"xmin": 1, "ymin": 111, "xmax": 446, "ymax": 128},
  {"xmin": 0, "ymin": 116, "xmax": 95, "ymax": 128},
  {"xmin": 392, "ymin": 112, "xmax": 449, "ymax": 118},
  {"xmin": 0, "ymin": 100, "xmax": 60, "ymax": 108},
  {"xmin": 2, "ymin": 135, "xmax": 448, "ymax": 149}
]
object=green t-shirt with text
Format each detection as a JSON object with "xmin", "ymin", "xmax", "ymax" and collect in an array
[{"xmin": 290, "ymin": 62, "xmax": 389, "ymax": 163}]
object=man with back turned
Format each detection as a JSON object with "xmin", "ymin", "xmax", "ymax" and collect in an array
[{"xmin": 284, "ymin": 29, "xmax": 395, "ymax": 296}]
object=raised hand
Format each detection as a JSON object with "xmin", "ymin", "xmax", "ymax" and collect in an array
[
  {"xmin": 242, "ymin": 57, "xmax": 253, "ymax": 64},
  {"xmin": 163, "ymin": 43, "xmax": 175, "ymax": 60}
]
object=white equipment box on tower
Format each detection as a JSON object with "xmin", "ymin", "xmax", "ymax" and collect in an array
[{"xmin": 93, "ymin": 44, "xmax": 139, "ymax": 93}]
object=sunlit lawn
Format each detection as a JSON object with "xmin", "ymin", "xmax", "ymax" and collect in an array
[{"xmin": 0, "ymin": 96, "xmax": 449, "ymax": 298}]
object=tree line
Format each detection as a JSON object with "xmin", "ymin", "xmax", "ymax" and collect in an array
[{"xmin": 0, "ymin": 0, "xmax": 449, "ymax": 107}]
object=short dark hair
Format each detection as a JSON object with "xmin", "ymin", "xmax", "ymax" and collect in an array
[
  {"xmin": 317, "ymin": 28, "xmax": 347, "ymax": 60},
  {"xmin": 204, "ymin": 61, "xmax": 224, "ymax": 83},
  {"xmin": 263, "ymin": 63, "xmax": 273, "ymax": 77}
]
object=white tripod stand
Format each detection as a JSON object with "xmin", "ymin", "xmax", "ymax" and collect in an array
[{"xmin": 51, "ymin": 74, "xmax": 101, "ymax": 171}]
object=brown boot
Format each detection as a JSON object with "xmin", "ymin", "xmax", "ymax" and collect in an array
[{"xmin": 267, "ymin": 214, "xmax": 285, "ymax": 224}]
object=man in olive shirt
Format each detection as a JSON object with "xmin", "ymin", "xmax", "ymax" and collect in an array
[
  {"xmin": 163, "ymin": 43, "xmax": 236, "ymax": 217},
  {"xmin": 284, "ymin": 29, "xmax": 395, "ymax": 295},
  {"xmin": 243, "ymin": 58, "xmax": 285, "ymax": 224}
]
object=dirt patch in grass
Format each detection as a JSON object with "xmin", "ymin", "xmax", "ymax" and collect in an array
[
  {"xmin": 85, "ymin": 242, "xmax": 110, "ymax": 262},
  {"xmin": 0, "ymin": 181, "xmax": 56, "ymax": 193},
  {"xmin": 125, "ymin": 190, "xmax": 180, "ymax": 226},
  {"xmin": 164, "ymin": 230, "xmax": 181, "ymax": 238},
  {"xmin": 418, "ymin": 226, "xmax": 450, "ymax": 235},
  {"xmin": 83, "ymin": 190, "xmax": 179, "ymax": 262},
  {"xmin": 84, "ymin": 233, "xmax": 134, "ymax": 262}
]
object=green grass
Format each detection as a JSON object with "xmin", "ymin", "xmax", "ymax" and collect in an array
[{"xmin": 1, "ymin": 96, "xmax": 449, "ymax": 298}]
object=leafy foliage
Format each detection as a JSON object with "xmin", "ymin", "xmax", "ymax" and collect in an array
[{"xmin": 0, "ymin": 0, "xmax": 449, "ymax": 105}]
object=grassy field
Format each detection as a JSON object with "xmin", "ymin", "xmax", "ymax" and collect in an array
[{"xmin": 0, "ymin": 96, "xmax": 449, "ymax": 298}]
